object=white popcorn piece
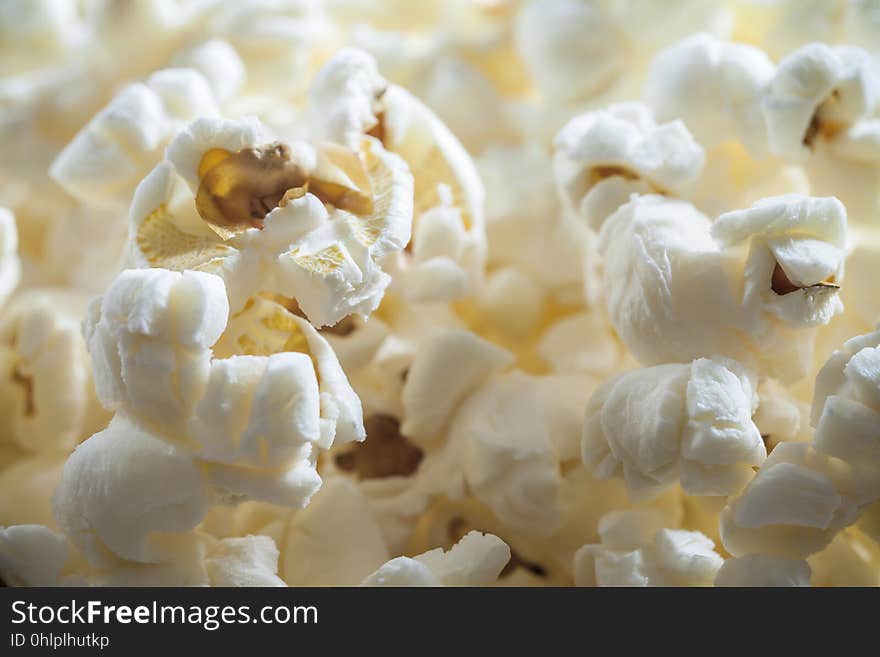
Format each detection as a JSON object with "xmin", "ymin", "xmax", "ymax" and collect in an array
[
  {"xmin": 204, "ymin": 535, "xmax": 286, "ymax": 587},
  {"xmin": 721, "ymin": 441, "xmax": 880, "ymax": 559},
  {"xmin": 583, "ymin": 357, "xmax": 765, "ymax": 498},
  {"xmin": 171, "ymin": 38, "xmax": 246, "ymax": 104},
  {"xmin": 50, "ymin": 68, "xmax": 220, "ymax": 206},
  {"xmin": 0, "ymin": 289, "xmax": 98, "ymax": 454},
  {"xmin": 451, "ymin": 372, "xmax": 572, "ymax": 536},
  {"xmin": 309, "ymin": 48, "xmax": 487, "ymax": 302},
  {"xmin": 128, "ymin": 115, "xmax": 414, "ymax": 327},
  {"xmin": 513, "ymin": 0, "xmax": 624, "ymax": 103},
  {"xmin": 714, "ymin": 554, "xmax": 811, "ymax": 587},
  {"xmin": 362, "ymin": 530, "xmax": 510, "ymax": 587},
  {"xmin": 0, "ymin": 208, "xmax": 20, "ymax": 307},
  {"xmin": 712, "ymin": 194, "xmax": 846, "ymax": 328},
  {"xmin": 0, "ymin": 524, "xmax": 70, "ymax": 587},
  {"xmin": 63, "ymin": 268, "xmax": 366, "ymax": 567},
  {"xmin": 400, "ymin": 328, "xmax": 513, "ymax": 442},
  {"xmin": 762, "ymin": 43, "xmax": 879, "ymax": 159},
  {"xmin": 598, "ymin": 193, "xmax": 846, "ymax": 380},
  {"xmin": 554, "ymin": 103, "xmax": 705, "ymax": 231},
  {"xmin": 645, "ymin": 33, "xmax": 774, "ymax": 155},
  {"xmin": 573, "ymin": 509, "xmax": 723, "ymax": 587},
  {"xmin": 722, "ymin": 326, "xmax": 880, "ymax": 560},
  {"xmin": 53, "ymin": 414, "xmax": 212, "ymax": 566}
]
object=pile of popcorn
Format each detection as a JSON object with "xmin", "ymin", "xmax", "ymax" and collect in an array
[{"xmin": 2, "ymin": 0, "xmax": 880, "ymax": 587}]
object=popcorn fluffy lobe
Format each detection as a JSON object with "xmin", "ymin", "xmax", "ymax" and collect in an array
[
  {"xmin": 573, "ymin": 510, "xmax": 723, "ymax": 587},
  {"xmin": 361, "ymin": 531, "xmax": 510, "ymax": 587},
  {"xmin": 583, "ymin": 357, "xmax": 765, "ymax": 498},
  {"xmin": 50, "ymin": 68, "xmax": 220, "ymax": 205},
  {"xmin": 645, "ymin": 33, "xmax": 774, "ymax": 155},
  {"xmin": 554, "ymin": 103, "xmax": 705, "ymax": 231}
]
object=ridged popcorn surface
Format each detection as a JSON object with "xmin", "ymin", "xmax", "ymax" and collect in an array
[{"xmin": 3, "ymin": 0, "xmax": 880, "ymax": 589}]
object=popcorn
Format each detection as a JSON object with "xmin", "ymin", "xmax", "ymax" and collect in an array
[
  {"xmin": 0, "ymin": 289, "xmax": 100, "ymax": 454},
  {"xmin": 128, "ymin": 114, "xmax": 413, "ymax": 327},
  {"xmin": 0, "ymin": 208, "xmax": 21, "ymax": 307},
  {"xmin": 400, "ymin": 328, "xmax": 513, "ymax": 442},
  {"xmin": 308, "ymin": 49, "xmax": 487, "ymax": 302},
  {"xmin": 204, "ymin": 0, "xmax": 340, "ymax": 98},
  {"xmin": 597, "ymin": 193, "xmax": 846, "ymax": 380},
  {"xmin": 55, "ymin": 267, "xmax": 365, "ymax": 570},
  {"xmin": 50, "ymin": 68, "xmax": 220, "ymax": 206},
  {"xmin": 645, "ymin": 33, "xmax": 775, "ymax": 155},
  {"xmin": 362, "ymin": 530, "xmax": 510, "ymax": 586},
  {"xmin": 711, "ymin": 194, "xmax": 846, "ymax": 328},
  {"xmin": 53, "ymin": 414, "xmax": 212, "ymax": 566},
  {"xmin": 722, "ymin": 324, "xmax": 880, "ymax": 560},
  {"xmin": 583, "ymin": 357, "xmax": 765, "ymax": 498},
  {"xmin": 763, "ymin": 44, "xmax": 877, "ymax": 156},
  {"xmin": 573, "ymin": 509, "xmax": 723, "ymax": 587},
  {"xmin": 0, "ymin": 0, "xmax": 88, "ymax": 75},
  {"xmin": 204, "ymin": 535, "xmax": 286, "ymax": 587},
  {"xmin": 513, "ymin": 0, "xmax": 624, "ymax": 103},
  {"xmin": 536, "ymin": 309, "xmax": 625, "ymax": 377},
  {"xmin": 452, "ymin": 372, "xmax": 572, "ymax": 536},
  {"xmin": 553, "ymin": 103, "xmax": 705, "ymax": 232},
  {"xmin": 0, "ymin": 525, "xmax": 71, "ymax": 587},
  {"xmin": 171, "ymin": 39, "xmax": 246, "ymax": 104},
  {"xmin": 714, "ymin": 554, "xmax": 811, "ymax": 587},
  {"xmin": 4, "ymin": 0, "xmax": 880, "ymax": 590}
]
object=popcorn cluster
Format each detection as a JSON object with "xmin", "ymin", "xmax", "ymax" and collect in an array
[{"xmin": 2, "ymin": 0, "xmax": 880, "ymax": 588}]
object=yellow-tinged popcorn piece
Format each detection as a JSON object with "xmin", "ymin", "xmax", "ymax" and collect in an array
[
  {"xmin": 0, "ymin": 289, "xmax": 102, "ymax": 454},
  {"xmin": 309, "ymin": 49, "xmax": 487, "ymax": 303},
  {"xmin": 129, "ymin": 115, "xmax": 414, "ymax": 327},
  {"xmin": 4, "ymin": 0, "xmax": 880, "ymax": 590}
]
